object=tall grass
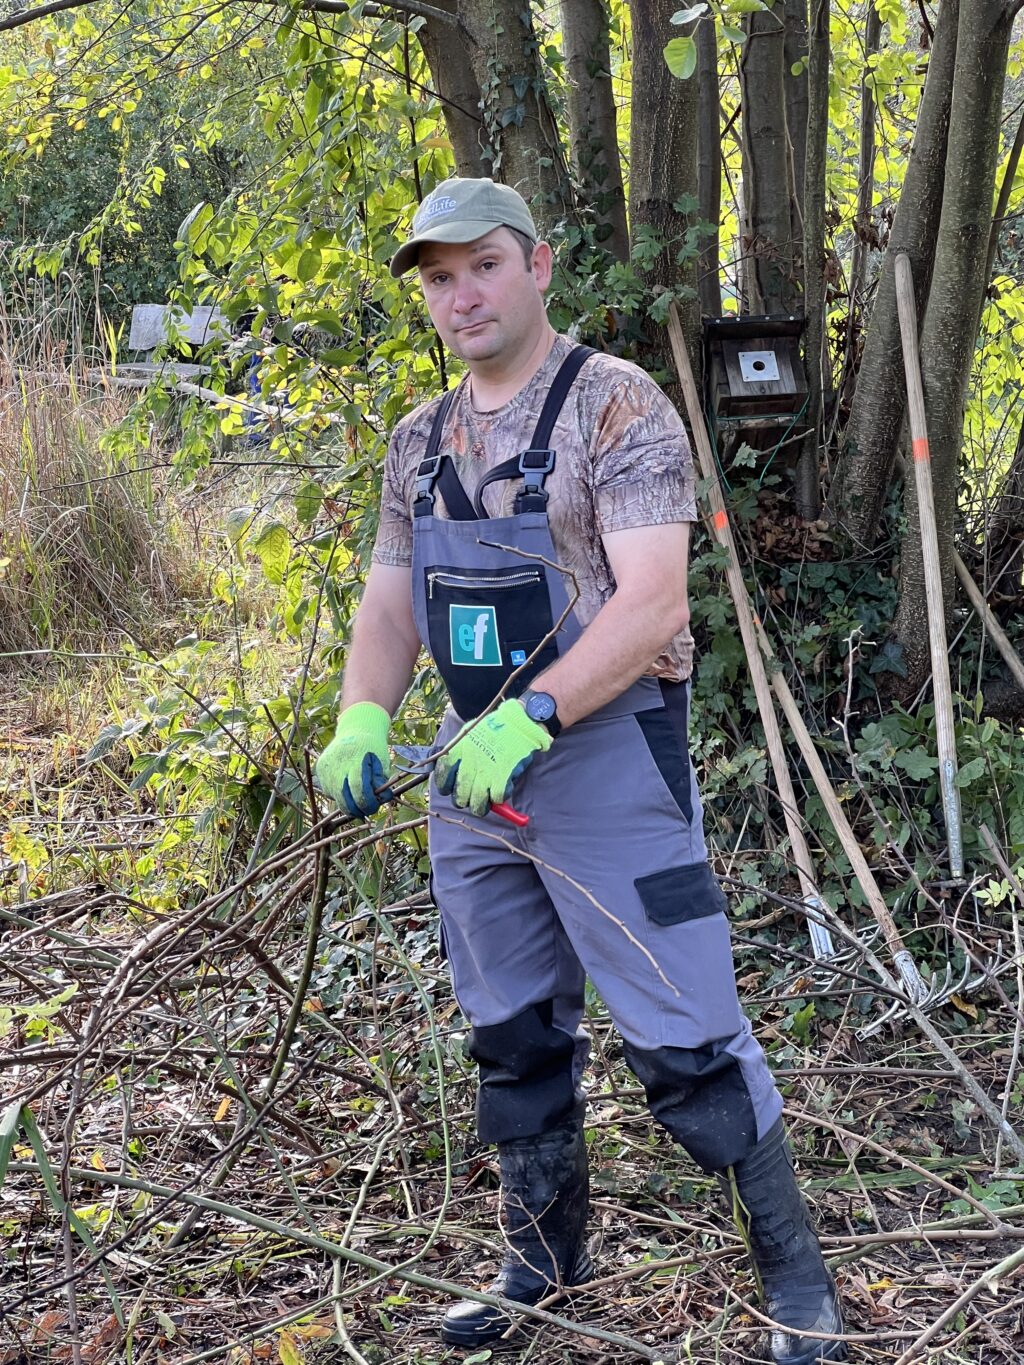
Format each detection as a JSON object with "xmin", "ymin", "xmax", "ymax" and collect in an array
[{"xmin": 0, "ymin": 264, "xmax": 190, "ymax": 657}]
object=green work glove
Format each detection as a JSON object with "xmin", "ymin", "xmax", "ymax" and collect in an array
[
  {"xmin": 434, "ymin": 699, "xmax": 552, "ymax": 818},
  {"xmin": 315, "ymin": 701, "xmax": 393, "ymax": 817}
]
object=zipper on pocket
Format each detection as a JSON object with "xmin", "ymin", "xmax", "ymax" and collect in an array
[{"xmin": 427, "ymin": 569, "xmax": 543, "ymax": 598}]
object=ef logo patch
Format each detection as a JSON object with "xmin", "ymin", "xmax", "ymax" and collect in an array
[{"xmin": 449, "ymin": 605, "xmax": 500, "ymax": 666}]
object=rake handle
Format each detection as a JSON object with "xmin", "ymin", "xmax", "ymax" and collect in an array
[{"xmin": 894, "ymin": 253, "xmax": 964, "ymax": 880}]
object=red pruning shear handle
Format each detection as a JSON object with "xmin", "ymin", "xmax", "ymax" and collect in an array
[{"xmin": 491, "ymin": 801, "xmax": 529, "ymax": 828}]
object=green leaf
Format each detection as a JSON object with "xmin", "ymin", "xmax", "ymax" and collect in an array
[
  {"xmin": 732, "ymin": 442, "xmax": 759, "ymax": 468},
  {"xmin": 955, "ymin": 756, "xmax": 987, "ymax": 788},
  {"xmin": 83, "ymin": 723, "xmax": 122, "ymax": 764},
  {"xmin": 0, "ymin": 1101, "xmax": 20, "ymax": 1187},
  {"xmin": 296, "ymin": 247, "xmax": 321, "ymax": 282},
  {"xmin": 295, "ymin": 480, "xmax": 323, "ymax": 526},
  {"xmin": 225, "ymin": 505, "xmax": 255, "ymax": 553},
  {"xmin": 178, "ymin": 201, "xmax": 212, "ymax": 244},
  {"xmin": 253, "ymin": 522, "xmax": 291, "ymax": 584},
  {"xmin": 893, "ymin": 747, "xmax": 939, "ymax": 780},
  {"xmin": 155, "ymin": 1312, "xmax": 177, "ymax": 1340},
  {"xmin": 721, "ymin": 22, "xmax": 747, "ymax": 42},
  {"xmin": 671, "ymin": 4, "xmax": 708, "ymax": 22},
  {"xmin": 663, "ymin": 35, "xmax": 697, "ymax": 79}
]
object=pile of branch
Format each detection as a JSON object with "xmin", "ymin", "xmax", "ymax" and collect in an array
[{"xmin": 3, "ymin": 784, "xmax": 1024, "ymax": 1364}]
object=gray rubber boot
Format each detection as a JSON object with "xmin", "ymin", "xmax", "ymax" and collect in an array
[
  {"xmin": 721, "ymin": 1119, "xmax": 847, "ymax": 1365},
  {"xmin": 441, "ymin": 1117, "xmax": 593, "ymax": 1347}
]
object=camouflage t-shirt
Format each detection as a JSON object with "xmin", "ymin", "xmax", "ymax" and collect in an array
[{"xmin": 372, "ymin": 334, "xmax": 697, "ymax": 681}]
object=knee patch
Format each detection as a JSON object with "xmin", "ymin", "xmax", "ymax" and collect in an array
[
  {"xmin": 470, "ymin": 1000, "xmax": 577, "ymax": 1145},
  {"xmin": 624, "ymin": 1040, "xmax": 759, "ymax": 1171}
]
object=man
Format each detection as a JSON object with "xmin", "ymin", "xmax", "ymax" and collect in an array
[{"xmin": 315, "ymin": 177, "xmax": 846, "ymax": 1364}]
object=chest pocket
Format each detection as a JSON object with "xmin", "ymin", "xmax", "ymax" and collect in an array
[{"xmin": 424, "ymin": 564, "xmax": 559, "ymax": 720}]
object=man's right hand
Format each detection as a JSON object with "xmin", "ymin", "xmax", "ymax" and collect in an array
[{"xmin": 314, "ymin": 702, "xmax": 393, "ymax": 816}]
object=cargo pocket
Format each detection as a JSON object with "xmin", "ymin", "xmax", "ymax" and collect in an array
[{"xmin": 634, "ymin": 860, "xmax": 727, "ymax": 927}]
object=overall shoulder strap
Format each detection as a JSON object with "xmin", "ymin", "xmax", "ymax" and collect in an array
[
  {"xmin": 528, "ymin": 344, "xmax": 596, "ymax": 452},
  {"xmin": 412, "ymin": 388, "xmax": 476, "ymax": 521},
  {"xmin": 470, "ymin": 344, "xmax": 598, "ymax": 518}
]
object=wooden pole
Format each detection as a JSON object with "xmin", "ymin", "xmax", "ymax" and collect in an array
[
  {"xmin": 894, "ymin": 252, "xmax": 964, "ymax": 880},
  {"xmin": 667, "ymin": 303, "xmax": 929, "ymax": 1002}
]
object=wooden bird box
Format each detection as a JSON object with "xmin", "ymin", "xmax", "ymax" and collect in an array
[{"xmin": 704, "ymin": 314, "xmax": 807, "ymax": 422}]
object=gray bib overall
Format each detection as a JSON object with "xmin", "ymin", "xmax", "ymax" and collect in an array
[{"xmin": 411, "ymin": 347, "xmax": 782, "ymax": 1165}]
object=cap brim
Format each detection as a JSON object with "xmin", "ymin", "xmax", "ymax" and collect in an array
[{"xmin": 389, "ymin": 218, "xmax": 514, "ymax": 277}]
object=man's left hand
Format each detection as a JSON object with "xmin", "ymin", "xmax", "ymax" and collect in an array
[{"xmin": 434, "ymin": 699, "xmax": 552, "ymax": 817}]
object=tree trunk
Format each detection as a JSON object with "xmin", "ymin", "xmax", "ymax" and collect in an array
[
  {"xmin": 783, "ymin": 0, "xmax": 809, "ymax": 222},
  {"xmin": 696, "ymin": 17, "xmax": 723, "ymax": 317},
  {"xmin": 558, "ymin": 0, "xmax": 628, "ymax": 261},
  {"xmin": 891, "ymin": 0, "xmax": 1019, "ymax": 691},
  {"xmin": 740, "ymin": 3, "xmax": 801, "ymax": 314},
  {"xmin": 455, "ymin": 0, "xmax": 574, "ymax": 234},
  {"xmin": 842, "ymin": 4, "xmax": 882, "ymax": 400},
  {"xmin": 831, "ymin": 0, "xmax": 959, "ymax": 546},
  {"xmin": 416, "ymin": 1, "xmax": 487, "ymax": 177},
  {"xmin": 795, "ymin": 0, "xmax": 828, "ymax": 520},
  {"xmin": 629, "ymin": 0, "xmax": 701, "ymax": 373}
]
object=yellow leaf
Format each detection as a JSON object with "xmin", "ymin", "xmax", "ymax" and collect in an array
[
  {"xmin": 214, "ymin": 1096, "xmax": 232, "ymax": 1122},
  {"xmin": 277, "ymin": 1331, "xmax": 302, "ymax": 1365},
  {"xmin": 951, "ymin": 994, "xmax": 978, "ymax": 1020},
  {"xmin": 90, "ymin": 1149, "xmax": 107, "ymax": 1172},
  {"xmin": 867, "ymin": 1277, "xmax": 894, "ymax": 1291},
  {"xmin": 292, "ymin": 1322, "xmax": 333, "ymax": 1340}
]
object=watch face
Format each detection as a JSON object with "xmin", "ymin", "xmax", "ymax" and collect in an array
[{"xmin": 525, "ymin": 692, "xmax": 556, "ymax": 723}]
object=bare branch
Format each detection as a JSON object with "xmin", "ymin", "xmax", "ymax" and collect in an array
[
  {"xmin": 0, "ymin": 0, "xmax": 105, "ymax": 35},
  {"xmin": 0, "ymin": 0, "xmax": 456, "ymax": 38},
  {"xmin": 301, "ymin": 0, "xmax": 456, "ymax": 23}
]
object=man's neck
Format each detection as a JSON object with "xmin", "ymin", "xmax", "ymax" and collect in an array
[{"xmin": 468, "ymin": 325, "xmax": 558, "ymax": 412}]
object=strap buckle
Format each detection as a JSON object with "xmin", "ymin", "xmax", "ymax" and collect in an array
[
  {"xmin": 414, "ymin": 453, "xmax": 444, "ymax": 513},
  {"xmin": 518, "ymin": 448, "xmax": 555, "ymax": 493}
]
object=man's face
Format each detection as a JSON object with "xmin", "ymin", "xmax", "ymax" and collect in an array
[{"xmin": 417, "ymin": 227, "xmax": 552, "ymax": 372}]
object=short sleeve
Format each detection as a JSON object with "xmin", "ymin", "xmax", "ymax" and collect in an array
[
  {"xmin": 589, "ymin": 372, "xmax": 697, "ymax": 535},
  {"xmin": 371, "ymin": 426, "xmax": 415, "ymax": 568}
]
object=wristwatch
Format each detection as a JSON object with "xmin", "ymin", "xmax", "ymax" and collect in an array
[{"xmin": 519, "ymin": 689, "xmax": 562, "ymax": 737}]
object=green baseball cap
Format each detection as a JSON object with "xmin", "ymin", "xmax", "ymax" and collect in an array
[{"xmin": 389, "ymin": 177, "xmax": 538, "ymax": 278}]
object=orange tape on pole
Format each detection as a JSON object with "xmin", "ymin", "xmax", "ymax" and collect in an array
[
  {"xmin": 713, "ymin": 509, "xmax": 728, "ymax": 532},
  {"xmin": 912, "ymin": 437, "xmax": 930, "ymax": 464}
]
